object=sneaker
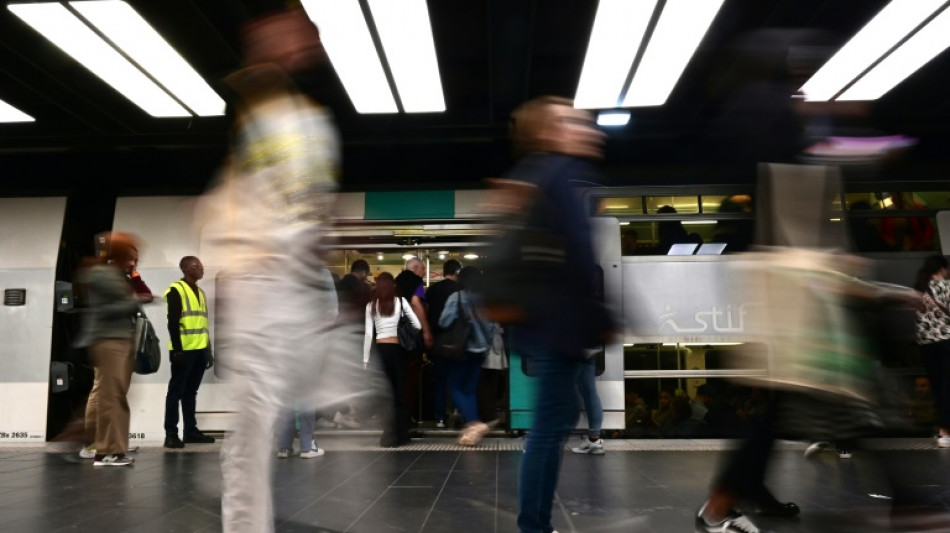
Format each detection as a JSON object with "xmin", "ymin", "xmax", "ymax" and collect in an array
[
  {"xmin": 78, "ymin": 446, "xmax": 96, "ymax": 459},
  {"xmin": 333, "ymin": 412, "xmax": 361, "ymax": 429},
  {"xmin": 183, "ymin": 431, "xmax": 215, "ymax": 444},
  {"xmin": 804, "ymin": 441, "xmax": 829, "ymax": 459},
  {"xmin": 938, "ymin": 436, "xmax": 950, "ymax": 448},
  {"xmin": 837, "ymin": 449, "xmax": 852, "ymax": 459},
  {"xmin": 571, "ymin": 438, "xmax": 605, "ymax": 455},
  {"xmin": 127, "ymin": 446, "xmax": 139, "ymax": 453},
  {"xmin": 435, "ymin": 420, "xmax": 446, "ymax": 429},
  {"xmin": 277, "ymin": 448, "xmax": 291, "ymax": 459},
  {"xmin": 458, "ymin": 422, "xmax": 490, "ymax": 446},
  {"xmin": 164, "ymin": 435, "xmax": 185, "ymax": 449},
  {"xmin": 696, "ymin": 506, "xmax": 759, "ymax": 533},
  {"xmin": 93, "ymin": 454, "xmax": 134, "ymax": 466},
  {"xmin": 299, "ymin": 448, "xmax": 325, "ymax": 459}
]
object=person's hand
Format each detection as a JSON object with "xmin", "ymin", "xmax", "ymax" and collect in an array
[
  {"xmin": 170, "ymin": 350, "xmax": 185, "ymax": 365},
  {"xmin": 423, "ymin": 330, "xmax": 434, "ymax": 349},
  {"xmin": 205, "ymin": 351, "xmax": 215, "ymax": 369}
]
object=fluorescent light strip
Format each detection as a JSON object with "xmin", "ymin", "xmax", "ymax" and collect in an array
[
  {"xmin": 800, "ymin": 0, "xmax": 946, "ymax": 102},
  {"xmin": 837, "ymin": 5, "xmax": 950, "ymax": 101},
  {"xmin": 368, "ymin": 0, "xmax": 444, "ymax": 113},
  {"xmin": 9, "ymin": 2, "xmax": 189, "ymax": 117},
  {"xmin": 0, "ymin": 99, "xmax": 34, "ymax": 122},
  {"xmin": 623, "ymin": 0, "xmax": 724, "ymax": 107},
  {"xmin": 574, "ymin": 0, "xmax": 657, "ymax": 109},
  {"xmin": 301, "ymin": 0, "xmax": 397, "ymax": 113},
  {"xmin": 597, "ymin": 110, "xmax": 631, "ymax": 126},
  {"xmin": 72, "ymin": 0, "xmax": 224, "ymax": 116}
]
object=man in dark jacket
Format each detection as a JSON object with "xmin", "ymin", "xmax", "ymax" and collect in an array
[{"xmin": 425, "ymin": 259, "xmax": 461, "ymax": 426}]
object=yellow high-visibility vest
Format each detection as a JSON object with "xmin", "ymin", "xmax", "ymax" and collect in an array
[{"xmin": 164, "ymin": 280, "xmax": 209, "ymax": 351}]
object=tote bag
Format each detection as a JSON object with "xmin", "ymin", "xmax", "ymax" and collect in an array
[
  {"xmin": 396, "ymin": 299, "xmax": 423, "ymax": 355},
  {"xmin": 132, "ymin": 310, "xmax": 161, "ymax": 375}
]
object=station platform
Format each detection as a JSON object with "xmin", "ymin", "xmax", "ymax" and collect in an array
[{"xmin": 2, "ymin": 437, "xmax": 949, "ymax": 533}]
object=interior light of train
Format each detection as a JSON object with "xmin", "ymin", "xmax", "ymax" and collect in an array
[
  {"xmin": 366, "ymin": 0, "xmax": 445, "ymax": 113},
  {"xmin": 596, "ymin": 110, "xmax": 631, "ymax": 126},
  {"xmin": 9, "ymin": 2, "xmax": 191, "ymax": 117},
  {"xmin": 438, "ymin": 254, "xmax": 445, "ymax": 260},
  {"xmin": 680, "ymin": 219, "xmax": 716, "ymax": 225},
  {"xmin": 830, "ymin": 218, "xmax": 842, "ymax": 222},
  {"xmin": 574, "ymin": 0, "xmax": 657, "ymax": 109},
  {"xmin": 402, "ymin": 253, "xmax": 416, "ymax": 260},
  {"xmin": 463, "ymin": 253, "xmax": 479, "ymax": 260},
  {"xmin": 70, "ymin": 0, "xmax": 225, "ymax": 116},
  {"xmin": 604, "ymin": 204, "xmax": 629, "ymax": 209},
  {"xmin": 800, "ymin": 0, "xmax": 945, "ymax": 102},
  {"xmin": 837, "ymin": 6, "xmax": 950, "ymax": 101},
  {"xmin": 301, "ymin": 0, "xmax": 398, "ymax": 113},
  {"xmin": 661, "ymin": 342, "xmax": 742, "ymax": 346},
  {"xmin": 619, "ymin": 222, "xmax": 630, "ymax": 226},
  {"xmin": 623, "ymin": 0, "xmax": 725, "ymax": 107},
  {"xmin": 0, "ymin": 98, "xmax": 34, "ymax": 122}
]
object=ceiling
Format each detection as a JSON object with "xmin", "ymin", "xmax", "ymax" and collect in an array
[{"xmin": 1, "ymin": 0, "xmax": 949, "ymax": 196}]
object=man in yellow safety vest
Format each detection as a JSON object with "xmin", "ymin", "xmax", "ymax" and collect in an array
[{"xmin": 163, "ymin": 255, "xmax": 215, "ymax": 449}]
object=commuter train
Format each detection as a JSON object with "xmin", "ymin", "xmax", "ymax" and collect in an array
[{"xmin": 2, "ymin": 167, "xmax": 948, "ymax": 443}]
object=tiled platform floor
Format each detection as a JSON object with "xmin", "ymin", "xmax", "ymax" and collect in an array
[{"xmin": 3, "ymin": 437, "xmax": 950, "ymax": 532}]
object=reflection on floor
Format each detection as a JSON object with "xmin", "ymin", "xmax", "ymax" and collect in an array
[{"xmin": 2, "ymin": 437, "xmax": 950, "ymax": 532}]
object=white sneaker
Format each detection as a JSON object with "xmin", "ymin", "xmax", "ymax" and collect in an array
[
  {"xmin": 333, "ymin": 412, "xmax": 361, "ymax": 429},
  {"xmin": 93, "ymin": 454, "xmax": 134, "ymax": 466},
  {"xmin": 804, "ymin": 441, "xmax": 829, "ymax": 459},
  {"xmin": 299, "ymin": 448, "xmax": 325, "ymax": 459},
  {"xmin": 436, "ymin": 420, "xmax": 446, "ymax": 429},
  {"xmin": 938, "ymin": 436, "xmax": 950, "ymax": 448},
  {"xmin": 571, "ymin": 438, "xmax": 605, "ymax": 455},
  {"xmin": 78, "ymin": 446, "xmax": 96, "ymax": 459},
  {"xmin": 277, "ymin": 448, "xmax": 291, "ymax": 458},
  {"xmin": 837, "ymin": 449, "xmax": 852, "ymax": 459}
]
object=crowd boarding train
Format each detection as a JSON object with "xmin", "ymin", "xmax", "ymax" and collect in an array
[{"xmin": 2, "ymin": 167, "xmax": 949, "ymax": 444}]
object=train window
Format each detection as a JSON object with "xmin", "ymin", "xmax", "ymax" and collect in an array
[
  {"xmin": 644, "ymin": 195, "xmax": 699, "ymax": 214},
  {"xmin": 848, "ymin": 215, "xmax": 940, "ymax": 252},
  {"xmin": 700, "ymin": 194, "xmax": 752, "ymax": 214},
  {"xmin": 845, "ymin": 191, "xmax": 950, "ymax": 211},
  {"xmin": 599, "ymin": 197, "xmax": 643, "ymax": 215},
  {"xmin": 621, "ymin": 220, "xmax": 732, "ymax": 255}
]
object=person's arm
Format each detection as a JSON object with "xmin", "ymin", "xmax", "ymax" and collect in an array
[
  {"xmin": 129, "ymin": 271, "xmax": 154, "ymax": 303},
  {"xmin": 409, "ymin": 295, "xmax": 432, "ymax": 348},
  {"xmin": 363, "ymin": 303, "xmax": 373, "ymax": 368},
  {"xmin": 439, "ymin": 292, "xmax": 459, "ymax": 329},
  {"xmin": 91, "ymin": 268, "xmax": 142, "ymax": 317},
  {"xmin": 166, "ymin": 288, "xmax": 184, "ymax": 353}
]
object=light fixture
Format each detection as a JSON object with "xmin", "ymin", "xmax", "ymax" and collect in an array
[
  {"xmin": 680, "ymin": 219, "xmax": 717, "ymax": 225},
  {"xmin": 367, "ymin": 0, "xmax": 445, "ymax": 112},
  {"xmin": 302, "ymin": 0, "xmax": 443, "ymax": 114},
  {"xmin": 596, "ymin": 110, "xmax": 631, "ymax": 127},
  {"xmin": 9, "ymin": 1, "xmax": 223, "ymax": 117},
  {"xmin": 800, "ymin": 0, "xmax": 946, "ymax": 101},
  {"xmin": 623, "ymin": 0, "xmax": 725, "ymax": 107},
  {"xmin": 619, "ymin": 221, "xmax": 630, "ymax": 226},
  {"xmin": 377, "ymin": 253, "xmax": 384, "ymax": 261},
  {"xmin": 574, "ymin": 0, "xmax": 657, "ymax": 109},
  {"xmin": 438, "ymin": 253, "xmax": 446, "ymax": 260},
  {"xmin": 9, "ymin": 2, "xmax": 191, "ymax": 117},
  {"xmin": 0, "ymin": 98, "xmax": 34, "ymax": 122},
  {"xmin": 402, "ymin": 253, "xmax": 415, "ymax": 260},
  {"xmin": 71, "ymin": 0, "xmax": 225, "ymax": 116},
  {"xmin": 662, "ymin": 342, "xmax": 742, "ymax": 346},
  {"xmin": 463, "ymin": 253, "xmax": 479, "ymax": 260},
  {"xmin": 604, "ymin": 204, "xmax": 629, "ymax": 209},
  {"xmin": 837, "ymin": 5, "xmax": 950, "ymax": 101}
]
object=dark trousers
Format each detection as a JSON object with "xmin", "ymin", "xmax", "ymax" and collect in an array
[
  {"xmin": 164, "ymin": 348, "xmax": 207, "ymax": 436},
  {"xmin": 713, "ymin": 390, "xmax": 780, "ymax": 501},
  {"xmin": 377, "ymin": 343, "xmax": 410, "ymax": 445},
  {"xmin": 922, "ymin": 340, "xmax": 950, "ymax": 429}
]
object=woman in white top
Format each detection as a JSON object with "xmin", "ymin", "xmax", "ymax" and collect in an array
[{"xmin": 364, "ymin": 272, "xmax": 421, "ymax": 447}]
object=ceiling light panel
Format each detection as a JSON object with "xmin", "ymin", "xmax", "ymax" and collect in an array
[
  {"xmin": 301, "ymin": 0, "xmax": 398, "ymax": 114},
  {"xmin": 800, "ymin": 0, "xmax": 946, "ymax": 102},
  {"xmin": 623, "ymin": 0, "xmax": 724, "ymax": 107},
  {"xmin": 71, "ymin": 0, "xmax": 224, "ymax": 116},
  {"xmin": 367, "ymin": 0, "xmax": 445, "ymax": 113},
  {"xmin": 0, "ymin": 98, "xmax": 35, "ymax": 123},
  {"xmin": 9, "ymin": 2, "xmax": 190, "ymax": 117},
  {"xmin": 837, "ymin": 5, "xmax": 950, "ymax": 101},
  {"xmin": 574, "ymin": 0, "xmax": 657, "ymax": 109},
  {"xmin": 596, "ymin": 110, "xmax": 631, "ymax": 126}
]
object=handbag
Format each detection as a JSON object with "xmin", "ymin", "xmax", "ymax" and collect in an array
[
  {"xmin": 396, "ymin": 298, "xmax": 423, "ymax": 355},
  {"xmin": 132, "ymin": 309, "xmax": 161, "ymax": 375},
  {"xmin": 432, "ymin": 294, "xmax": 472, "ymax": 362}
]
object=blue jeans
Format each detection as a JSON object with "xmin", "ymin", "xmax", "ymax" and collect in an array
[
  {"xmin": 576, "ymin": 360, "xmax": 603, "ymax": 438},
  {"xmin": 277, "ymin": 410, "xmax": 316, "ymax": 452},
  {"xmin": 517, "ymin": 349, "xmax": 581, "ymax": 533},
  {"xmin": 446, "ymin": 353, "xmax": 485, "ymax": 423}
]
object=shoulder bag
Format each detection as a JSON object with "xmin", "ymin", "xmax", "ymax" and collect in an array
[
  {"xmin": 397, "ymin": 298, "xmax": 424, "ymax": 355},
  {"xmin": 132, "ymin": 308, "xmax": 161, "ymax": 374},
  {"xmin": 432, "ymin": 294, "xmax": 472, "ymax": 362}
]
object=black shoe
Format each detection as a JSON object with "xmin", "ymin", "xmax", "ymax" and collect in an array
[
  {"xmin": 163, "ymin": 435, "xmax": 185, "ymax": 449},
  {"xmin": 183, "ymin": 432, "xmax": 215, "ymax": 444},
  {"xmin": 753, "ymin": 499, "xmax": 800, "ymax": 517}
]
